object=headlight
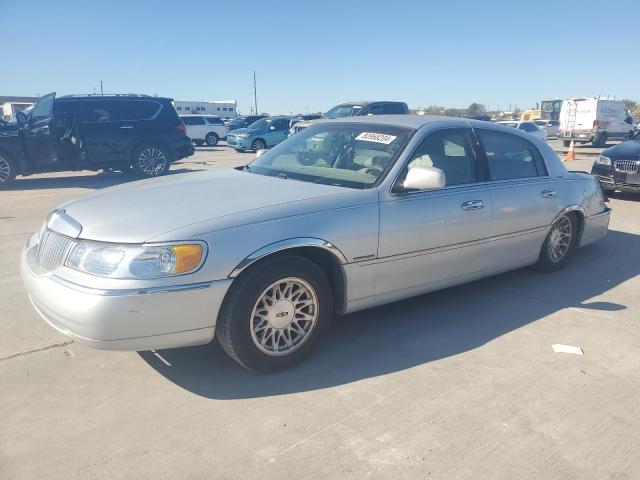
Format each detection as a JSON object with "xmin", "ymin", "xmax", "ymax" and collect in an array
[
  {"xmin": 236, "ymin": 133, "xmax": 251, "ymax": 138},
  {"xmin": 596, "ymin": 155, "xmax": 611, "ymax": 166},
  {"xmin": 66, "ymin": 241, "xmax": 206, "ymax": 278}
]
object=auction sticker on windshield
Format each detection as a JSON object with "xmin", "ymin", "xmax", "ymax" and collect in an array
[{"xmin": 355, "ymin": 132, "xmax": 397, "ymax": 144}]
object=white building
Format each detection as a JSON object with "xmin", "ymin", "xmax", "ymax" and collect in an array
[
  {"xmin": 1, "ymin": 96, "xmax": 39, "ymax": 120},
  {"xmin": 173, "ymin": 100, "xmax": 237, "ymax": 118}
]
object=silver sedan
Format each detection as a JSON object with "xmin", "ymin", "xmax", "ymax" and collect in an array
[{"xmin": 21, "ymin": 116, "xmax": 611, "ymax": 372}]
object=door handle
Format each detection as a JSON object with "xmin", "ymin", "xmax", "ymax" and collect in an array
[
  {"xmin": 119, "ymin": 125, "xmax": 134, "ymax": 129},
  {"xmin": 541, "ymin": 190, "xmax": 557, "ymax": 198},
  {"xmin": 461, "ymin": 200, "xmax": 485, "ymax": 211}
]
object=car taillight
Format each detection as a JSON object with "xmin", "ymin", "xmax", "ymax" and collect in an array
[{"xmin": 176, "ymin": 122, "xmax": 187, "ymax": 134}]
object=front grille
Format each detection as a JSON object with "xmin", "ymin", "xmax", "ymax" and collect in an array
[
  {"xmin": 35, "ymin": 230, "xmax": 75, "ymax": 273},
  {"xmin": 614, "ymin": 160, "xmax": 639, "ymax": 173}
]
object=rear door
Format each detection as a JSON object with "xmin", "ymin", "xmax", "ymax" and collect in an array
[
  {"xmin": 474, "ymin": 128, "xmax": 563, "ymax": 274},
  {"xmin": 22, "ymin": 92, "xmax": 58, "ymax": 167},
  {"xmin": 79, "ymin": 99, "xmax": 125, "ymax": 164}
]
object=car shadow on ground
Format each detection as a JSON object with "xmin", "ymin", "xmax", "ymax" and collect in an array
[
  {"xmin": 140, "ymin": 229, "xmax": 639, "ymax": 399},
  {"xmin": 8, "ymin": 167, "xmax": 203, "ymax": 191}
]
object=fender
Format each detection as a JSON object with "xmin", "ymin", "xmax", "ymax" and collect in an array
[{"xmin": 228, "ymin": 237, "xmax": 348, "ymax": 278}]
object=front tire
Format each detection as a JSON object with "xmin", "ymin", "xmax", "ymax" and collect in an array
[
  {"xmin": 216, "ymin": 255, "xmax": 333, "ymax": 372},
  {"xmin": 131, "ymin": 144, "xmax": 170, "ymax": 178},
  {"xmin": 205, "ymin": 132, "xmax": 219, "ymax": 146},
  {"xmin": 251, "ymin": 139, "xmax": 266, "ymax": 152},
  {"xmin": 0, "ymin": 152, "xmax": 17, "ymax": 189},
  {"xmin": 534, "ymin": 213, "xmax": 577, "ymax": 272}
]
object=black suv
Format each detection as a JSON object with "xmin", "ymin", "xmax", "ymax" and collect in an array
[{"xmin": 0, "ymin": 92, "xmax": 194, "ymax": 188}]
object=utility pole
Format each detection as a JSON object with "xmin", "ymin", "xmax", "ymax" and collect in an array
[
  {"xmin": 100, "ymin": 80, "xmax": 104, "ymax": 96},
  {"xmin": 253, "ymin": 71, "xmax": 258, "ymax": 115}
]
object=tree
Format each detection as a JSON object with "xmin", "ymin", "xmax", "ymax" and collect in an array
[
  {"xmin": 467, "ymin": 103, "xmax": 486, "ymax": 116},
  {"xmin": 622, "ymin": 99, "xmax": 638, "ymax": 112}
]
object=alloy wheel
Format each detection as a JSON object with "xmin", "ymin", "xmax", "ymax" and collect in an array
[
  {"xmin": 138, "ymin": 148, "xmax": 167, "ymax": 176},
  {"xmin": 252, "ymin": 140, "xmax": 266, "ymax": 151},
  {"xmin": 250, "ymin": 277, "xmax": 319, "ymax": 356},
  {"xmin": 547, "ymin": 216, "xmax": 572, "ymax": 262},
  {"xmin": 0, "ymin": 156, "xmax": 10, "ymax": 183}
]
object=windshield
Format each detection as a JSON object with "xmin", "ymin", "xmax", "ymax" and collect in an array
[
  {"xmin": 324, "ymin": 104, "xmax": 363, "ymax": 118},
  {"xmin": 248, "ymin": 118, "xmax": 269, "ymax": 130},
  {"xmin": 248, "ymin": 123, "xmax": 413, "ymax": 189}
]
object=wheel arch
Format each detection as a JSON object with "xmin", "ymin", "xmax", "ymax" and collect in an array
[
  {"xmin": 552, "ymin": 205, "xmax": 585, "ymax": 246},
  {"xmin": 228, "ymin": 238, "xmax": 349, "ymax": 314}
]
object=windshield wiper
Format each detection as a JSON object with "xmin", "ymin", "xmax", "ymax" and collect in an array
[{"xmin": 276, "ymin": 173, "xmax": 289, "ymax": 180}]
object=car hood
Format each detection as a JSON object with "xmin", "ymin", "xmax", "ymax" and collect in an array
[
  {"xmin": 604, "ymin": 140, "xmax": 640, "ymax": 158},
  {"xmin": 57, "ymin": 169, "xmax": 359, "ymax": 243},
  {"xmin": 228, "ymin": 127, "xmax": 258, "ymax": 135}
]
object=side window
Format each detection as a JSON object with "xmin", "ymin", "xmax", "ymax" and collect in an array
[
  {"xmin": 119, "ymin": 101, "xmax": 160, "ymax": 121},
  {"xmin": 383, "ymin": 103, "xmax": 405, "ymax": 114},
  {"xmin": 403, "ymin": 128, "xmax": 477, "ymax": 186},
  {"xmin": 477, "ymin": 129, "xmax": 547, "ymax": 181},
  {"xmin": 365, "ymin": 105, "xmax": 385, "ymax": 115},
  {"xmin": 81, "ymin": 101, "xmax": 119, "ymax": 123},
  {"xmin": 205, "ymin": 117, "xmax": 222, "ymax": 125},
  {"xmin": 272, "ymin": 119, "xmax": 288, "ymax": 130},
  {"xmin": 182, "ymin": 116, "xmax": 205, "ymax": 125}
]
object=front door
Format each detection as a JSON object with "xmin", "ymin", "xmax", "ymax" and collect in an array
[
  {"xmin": 377, "ymin": 127, "xmax": 493, "ymax": 297},
  {"xmin": 473, "ymin": 128, "xmax": 564, "ymax": 274},
  {"xmin": 266, "ymin": 118, "xmax": 290, "ymax": 147},
  {"xmin": 22, "ymin": 92, "xmax": 58, "ymax": 168}
]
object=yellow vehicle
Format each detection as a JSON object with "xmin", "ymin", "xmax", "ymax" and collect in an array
[{"xmin": 520, "ymin": 109, "xmax": 542, "ymax": 121}]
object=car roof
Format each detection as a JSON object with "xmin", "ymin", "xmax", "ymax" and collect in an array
[
  {"xmin": 327, "ymin": 114, "xmax": 485, "ymax": 129},
  {"xmin": 338, "ymin": 101, "xmax": 406, "ymax": 106},
  {"xmin": 57, "ymin": 94, "xmax": 172, "ymax": 102}
]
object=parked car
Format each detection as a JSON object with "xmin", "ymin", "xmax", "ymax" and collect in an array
[
  {"xmin": 496, "ymin": 121, "xmax": 547, "ymax": 142},
  {"xmin": 0, "ymin": 92, "xmax": 193, "ymax": 188},
  {"xmin": 558, "ymin": 97, "xmax": 634, "ymax": 147},
  {"xmin": 226, "ymin": 116, "xmax": 291, "ymax": 152},
  {"xmin": 225, "ymin": 115, "xmax": 267, "ymax": 135},
  {"xmin": 290, "ymin": 114, "xmax": 322, "ymax": 128},
  {"xmin": 534, "ymin": 119, "xmax": 560, "ymax": 138},
  {"xmin": 289, "ymin": 100, "xmax": 409, "ymax": 136},
  {"xmin": 591, "ymin": 130, "xmax": 640, "ymax": 195},
  {"xmin": 21, "ymin": 116, "xmax": 610, "ymax": 372},
  {"xmin": 181, "ymin": 115, "xmax": 226, "ymax": 146}
]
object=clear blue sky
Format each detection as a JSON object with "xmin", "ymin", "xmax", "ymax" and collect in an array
[{"xmin": 1, "ymin": 0, "xmax": 639, "ymax": 114}]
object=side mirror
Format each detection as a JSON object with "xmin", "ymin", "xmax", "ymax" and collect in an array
[
  {"xmin": 403, "ymin": 166, "xmax": 445, "ymax": 191},
  {"xmin": 16, "ymin": 111, "xmax": 27, "ymax": 126},
  {"xmin": 255, "ymin": 149, "xmax": 268, "ymax": 158}
]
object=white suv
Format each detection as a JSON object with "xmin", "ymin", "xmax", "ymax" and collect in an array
[{"xmin": 180, "ymin": 115, "xmax": 227, "ymax": 146}]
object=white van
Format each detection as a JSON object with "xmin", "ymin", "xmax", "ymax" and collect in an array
[{"xmin": 558, "ymin": 97, "xmax": 634, "ymax": 147}]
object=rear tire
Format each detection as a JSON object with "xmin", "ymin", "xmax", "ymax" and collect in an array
[
  {"xmin": 131, "ymin": 144, "xmax": 171, "ymax": 178},
  {"xmin": 534, "ymin": 213, "xmax": 577, "ymax": 272},
  {"xmin": 0, "ymin": 152, "xmax": 17, "ymax": 189},
  {"xmin": 216, "ymin": 255, "xmax": 333, "ymax": 372},
  {"xmin": 205, "ymin": 132, "xmax": 219, "ymax": 146},
  {"xmin": 593, "ymin": 132, "xmax": 607, "ymax": 148}
]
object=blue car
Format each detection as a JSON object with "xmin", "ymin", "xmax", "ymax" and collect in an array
[{"xmin": 226, "ymin": 117, "xmax": 290, "ymax": 152}]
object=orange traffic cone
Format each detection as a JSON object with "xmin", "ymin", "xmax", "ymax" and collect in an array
[{"xmin": 566, "ymin": 139, "xmax": 575, "ymax": 161}]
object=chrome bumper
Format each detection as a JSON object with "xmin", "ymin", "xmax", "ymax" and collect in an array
[{"xmin": 21, "ymin": 242, "xmax": 232, "ymax": 351}]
